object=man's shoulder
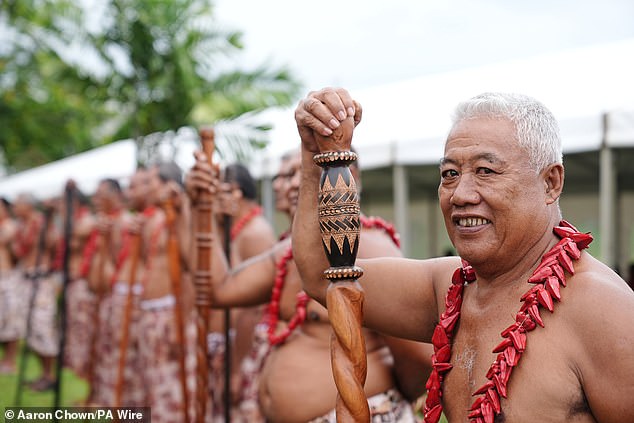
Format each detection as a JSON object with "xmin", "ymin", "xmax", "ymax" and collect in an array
[
  {"xmin": 236, "ymin": 216, "xmax": 276, "ymax": 251},
  {"xmin": 358, "ymin": 226, "xmax": 401, "ymax": 259},
  {"xmin": 563, "ymin": 252, "xmax": 634, "ymax": 325}
]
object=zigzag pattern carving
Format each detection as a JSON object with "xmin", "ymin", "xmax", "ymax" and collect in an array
[{"xmin": 319, "ymin": 215, "xmax": 360, "ymax": 254}]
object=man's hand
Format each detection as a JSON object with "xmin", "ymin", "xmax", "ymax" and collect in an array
[
  {"xmin": 294, "ymin": 87, "xmax": 362, "ymax": 153},
  {"xmin": 184, "ymin": 150, "xmax": 220, "ymax": 205},
  {"xmin": 95, "ymin": 213, "xmax": 113, "ymax": 235},
  {"xmin": 127, "ymin": 214, "xmax": 145, "ymax": 235}
]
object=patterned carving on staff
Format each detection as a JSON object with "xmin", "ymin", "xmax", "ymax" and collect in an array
[
  {"xmin": 314, "ymin": 117, "xmax": 369, "ymax": 422},
  {"xmin": 194, "ymin": 126, "xmax": 215, "ymax": 422}
]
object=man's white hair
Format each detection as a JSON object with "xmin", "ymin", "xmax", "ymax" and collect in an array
[{"xmin": 451, "ymin": 92, "xmax": 562, "ymax": 172}]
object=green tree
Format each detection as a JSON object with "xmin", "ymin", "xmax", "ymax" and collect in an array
[
  {"xmin": 0, "ymin": 0, "xmax": 108, "ymax": 172},
  {"xmin": 0, "ymin": 0, "xmax": 302, "ymax": 173}
]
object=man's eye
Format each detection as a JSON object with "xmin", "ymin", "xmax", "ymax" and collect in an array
[
  {"xmin": 441, "ymin": 169, "xmax": 458, "ymax": 178},
  {"xmin": 477, "ymin": 167, "xmax": 495, "ymax": 175}
]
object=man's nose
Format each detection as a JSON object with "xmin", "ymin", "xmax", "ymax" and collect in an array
[{"xmin": 450, "ymin": 173, "xmax": 480, "ymax": 206}]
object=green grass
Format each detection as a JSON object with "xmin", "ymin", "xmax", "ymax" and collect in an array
[{"xmin": 0, "ymin": 346, "xmax": 88, "ymax": 410}]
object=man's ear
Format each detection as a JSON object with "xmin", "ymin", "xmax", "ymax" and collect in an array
[{"xmin": 543, "ymin": 163, "xmax": 564, "ymax": 205}]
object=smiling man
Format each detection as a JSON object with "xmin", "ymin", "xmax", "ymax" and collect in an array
[{"xmin": 293, "ymin": 88, "xmax": 634, "ymax": 423}]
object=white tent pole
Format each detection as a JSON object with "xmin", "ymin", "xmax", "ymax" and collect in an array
[
  {"xmin": 393, "ymin": 163, "xmax": 409, "ymax": 256},
  {"xmin": 599, "ymin": 112, "xmax": 617, "ymax": 269}
]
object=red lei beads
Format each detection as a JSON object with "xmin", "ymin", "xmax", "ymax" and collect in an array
[
  {"xmin": 266, "ymin": 245, "xmax": 309, "ymax": 346},
  {"xmin": 78, "ymin": 229, "xmax": 100, "ymax": 277},
  {"xmin": 360, "ymin": 215, "xmax": 400, "ymax": 248},
  {"xmin": 14, "ymin": 214, "xmax": 42, "ymax": 259},
  {"xmin": 423, "ymin": 220, "xmax": 593, "ymax": 423},
  {"xmin": 230, "ymin": 206, "xmax": 262, "ymax": 241}
]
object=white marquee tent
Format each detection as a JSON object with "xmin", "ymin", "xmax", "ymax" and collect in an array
[{"xmin": 1, "ymin": 38, "xmax": 633, "ymax": 270}]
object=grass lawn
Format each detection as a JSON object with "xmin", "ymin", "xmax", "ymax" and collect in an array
[
  {"xmin": 2, "ymin": 347, "xmax": 448, "ymax": 423},
  {"xmin": 0, "ymin": 346, "xmax": 88, "ymax": 410}
]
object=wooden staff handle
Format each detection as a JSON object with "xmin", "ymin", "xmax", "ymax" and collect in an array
[
  {"xmin": 114, "ymin": 230, "xmax": 141, "ymax": 408},
  {"xmin": 313, "ymin": 117, "xmax": 369, "ymax": 422},
  {"xmin": 163, "ymin": 195, "xmax": 190, "ymax": 422},
  {"xmin": 194, "ymin": 126, "xmax": 215, "ymax": 422}
]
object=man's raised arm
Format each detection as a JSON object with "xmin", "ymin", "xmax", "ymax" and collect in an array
[{"xmin": 292, "ymin": 88, "xmax": 360, "ymax": 306}]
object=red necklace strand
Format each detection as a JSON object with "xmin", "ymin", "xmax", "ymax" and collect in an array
[
  {"xmin": 423, "ymin": 220, "xmax": 593, "ymax": 423},
  {"xmin": 14, "ymin": 214, "xmax": 42, "ymax": 259},
  {"xmin": 360, "ymin": 215, "xmax": 400, "ymax": 248},
  {"xmin": 266, "ymin": 216, "xmax": 401, "ymax": 346},
  {"xmin": 109, "ymin": 207, "xmax": 155, "ymax": 286},
  {"xmin": 230, "ymin": 206, "xmax": 262, "ymax": 241},
  {"xmin": 266, "ymin": 245, "xmax": 310, "ymax": 346},
  {"xmin": 78, "ymin": 229, "xmax": 100, "ymax": 277},
  {"xmin": 53, "ymin": 206, "xmax": 91, "ymax": 271},
  {"xmin": 110, "ymin": 230, "xmax": 131, "ymax": 286}
]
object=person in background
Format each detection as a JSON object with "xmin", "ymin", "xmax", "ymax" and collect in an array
[
  {"xmin": 186, "ymin": 149, "xmax": 431, "ymax": 422},
  {"xmin": 0, "ymin": 197, "xmax": 19, "ymax": 373}
]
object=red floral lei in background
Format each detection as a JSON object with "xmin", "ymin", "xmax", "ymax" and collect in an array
[
  {"xmin": 266, "ymin": 245, "xmax": 309, "ymax": 346},
  {"xmin": 14, "ymin": 214, "xmax": 43, "ymax": 259},
  {"xmin": 230, "ymin": 206, "xmax": 262, "ymax": 241},
  {"xmin": 423, "ymin": 220, "xmax": 593, "ymax": 423}
]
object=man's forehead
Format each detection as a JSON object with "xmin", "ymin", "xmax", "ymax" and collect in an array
[{"xmin": 441, "ymin": 151, "xmax": 505, "ymax": 165}]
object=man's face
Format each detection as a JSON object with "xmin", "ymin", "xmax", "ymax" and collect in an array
[
  {"xmin": 126, "ymin": 169, "xmax": 149, "ymax": 211},
  {"xmin": 146, "ymin": 167, "xmax": 164, "ymax": 206},
  {"xmin": 13, "ymin": 197, "xmax": 30, "ymax": 219},
  {"xmin": 272, "ymin": 159, "xmax": 292, "ymax": 215},
  {"xmin": 93, "ymin": 182, "xmax": 111, "ymax": 213},
  {"xmin": 0, "ymin": 202, "xmax": 7, "ymax": 219},
  {"xmin": 217, "ymin": 175, "xmax": 240, "ymax": 216},
  {"xmin": 438, "ymin": 116, "xmax": 550, "ymax": 269},
  {"xmin": 285, "ymin": 153, "xmax": 302, "ymax": 218}
]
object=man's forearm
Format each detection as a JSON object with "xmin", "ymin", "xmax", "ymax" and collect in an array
[{"xmin": 292, "ymin": 148, "xmax": 329, "ymax": 306}]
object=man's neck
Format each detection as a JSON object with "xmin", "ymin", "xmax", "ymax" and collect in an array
[
  {"xmin": 233, "ymin": 199, "xmax": 254, "ymax": 220},
  {"xmin": 469, "ymin": 216, "xmax": 563, "ymax": 291}
]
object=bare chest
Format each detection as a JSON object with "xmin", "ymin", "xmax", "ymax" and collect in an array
[{"xmin": 441, "ymin": 306, "xmax": 591, "ymax": 422}]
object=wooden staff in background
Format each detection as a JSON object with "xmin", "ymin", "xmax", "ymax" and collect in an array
[
  {"xmin": 162, "ymin": 193, "xmax": 189, "ymax": 422},
  {"xmin": 194, "ymin": 127, "xmax": 215, "ymax": 422},
  {"xmin": 114, "ymin": 226, "xmax": 141, "ymax": 407},
  {"xmin": 313, "ymin": 117, "xmax": 369, "ymax": 422}
]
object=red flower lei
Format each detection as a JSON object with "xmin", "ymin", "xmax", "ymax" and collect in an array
[
  {"xmin": 110, "ymin": 230, "xmax": 132, "ymax": 286},
  {"xmin": 266, "ymin": 245, "xmax": 310, "ymax": 346},
  {"xmin": 109, "ymin": 207, "xmax": 156, "ymax": 286},
  {"xmin": 360, "ymin": 215, "xmax": 400, "ymax": 248},
  {"xmin": 14, "ymin": 214, "xmax": 42, "ymax": 259},
  {"xmin": 423, "ymin": 220, "xmax": 593, "ymax": 423},
  {"xmin": 78, "ymin": 229, "xmax": 100, "ymax": 277},
  {"xmin": 266, "ymin": 216, "xmax": 401, "ymax": 345},
  {"xmin": 230, "ymin": 206, "xmax": 262, "ymax": 241},
  {"xmin": 53, "ymin": 206, "xmax": 91, "ymax": 271}
]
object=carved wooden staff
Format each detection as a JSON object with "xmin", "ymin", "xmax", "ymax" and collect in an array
[
  {"xmin": 313, "ymin": 117, "xmax": 369, "ymax": 422},
  {"xmin": 114, "ymin": 227, "xmax": 141, "ymax": 407},
  {"xmin": 222, "ymin": 213, "xmax": 232, "ymax": 423},
  {"xmin": 194, "ymin": 127, "xmax": 215, "ymax": 422},
  {"xmin": 163, "ymin": 194, "xmax": 190, "ymax": 422}
]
